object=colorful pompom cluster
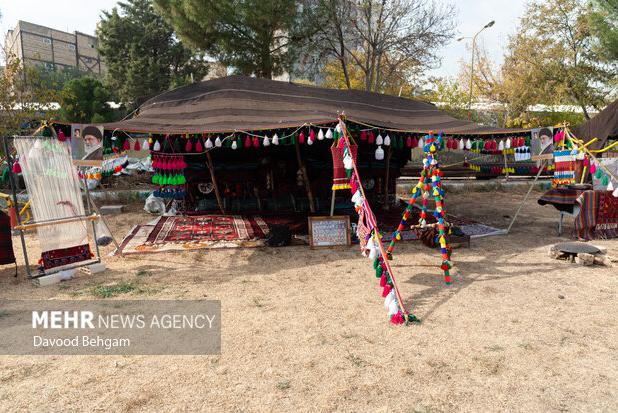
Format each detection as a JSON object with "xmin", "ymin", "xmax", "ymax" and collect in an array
[
  {"xmin": 388, "ymin": 132, "xmax": 453, "ymax": 285},
  {"xmin": 151, "ymin": 154, "xmax": 187, "ymax": 199}
]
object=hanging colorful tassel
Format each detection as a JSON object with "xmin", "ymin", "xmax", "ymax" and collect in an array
[
  {"xmin": 406, "ymin": 135, "xmax": 412, "ymax": 148},
  {"xmin": 123, "ymin": 139, "xmax": 130, "ymax": 151},
  {"xmin": 143, "ymin": 138, "xmax": 150, "ymax": 151},
  {"xmin": 272, "ymin": 133, "xmax": 279, "ymax": 145},
  {"xmin": 263, "ymin": 135, "xmax": 270, "ymax": 147},
  {"xmin": 360, "ymin": 130, "xmax": 367, "ymax": 141},
  {"xmin": 325, "ymin": 128, "xmax": 333, "ymax": 139},
  {"xmin": 134, "ymin": 139, "xmax": 141, "ymax": 151},
  {"xmin": 245, "ymin": 136, "xmax": 252, "ymax": 148},
  {"xmin": 153, "ymin": 140, "xmax": 161, "ymax": 151},
  {"xmin": 376, "ymin": 134, "xmax": 383, "ymax": 145},
  {"xmin": 205, "ymin": 137, "xmax": 213, "ymax": 149},
  {"xmin": 185, "ymin": 139, "xmax": 192, "ymax": 152},
  {"xmin": 317, "ymin": 129, "xmax": 324, "ymax": 140},
  {"xmin": 215, "ymin": 136, "xmax": 222, "ymax": 147},
  {"xmin": 11, "ymin": 161, "xmax": 21, "ymax": 173},
  {"xmin": 384, "ymin": 135, "xmax": 391, "ymax": 146},
  {"xmin": 299, "ymin": 131, "xmax": 305, "ymax": 144},
  {"xmin": 252, "ymin": 136, "xmax": 259, "ymax": 148},
  {"xmin": 390, "ymin": 311, "xmax": 405, "ymax": 325},
  {"xmin": 195, "ymin": 139, "xmax": 204, "ymax": 152},
  {"xmin": 375, "ymin": 146, "xmax": 384, "ymax": 160},
  {"xmin": 382, "ymin": 284, "xmax": 392, "ymax": 297},
  {"xmin": 231, "ymin": 140, "xmax": 238, "ymax": 150}
]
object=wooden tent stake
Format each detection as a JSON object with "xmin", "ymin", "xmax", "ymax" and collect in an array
[
  {"xmin": 206, "ymin": 151, "xmax": 225, "ymax": 214},
  {"xmin": 295, "ymin": 140, "xmax": 316, "ymax": 213}
]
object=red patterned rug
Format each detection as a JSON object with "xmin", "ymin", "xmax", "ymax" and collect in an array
[{"xmin": 116, "ymin": 215, "xmax": 270, "ymax": 255}]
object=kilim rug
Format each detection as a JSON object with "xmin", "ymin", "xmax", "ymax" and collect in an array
[{"xmin": 116, "ymin": 215, "xmax": 270, "ymax": 255}]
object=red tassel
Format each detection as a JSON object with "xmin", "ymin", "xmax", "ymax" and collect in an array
[
  {"xmin": 406, "ymin": 135, "xmax": 412, "ymax": 147},
  {"xmin": 245, "ymin": 136, "xmax": 252, "ymax": 148},
  {"xmin": 390, "ymin": 311, "xmax": 405, "ymax": 325},
  {"xmin": 309, "ymin": 129, "xmax": 316, "ymax": 142},
  {"xmin": 412, "ymin": 136, "xmax": 418, "ymax": 147},
  {"xmin": 382, "ymin": 284, "xmax": 392, "ymax": 297},
  {"xmin": 11, "ymin": 161, "xmax": 21, "ymax": 173},
  {"xmin": 360, "ymin": 130, "xmax": 367, "ymax": 141},
  {"xmin": 195, "ymin": 139, "xmax": 203, "ymax": 152},
  {"xmin": 299, "ymin": 131, "xmax": 305, "ymax": 144},
  {"xmin": 185, "ymin": 140, "xmax": 192, "ymax": 152},
  {"xmin": 57, "ymin": 129, "xmax": 66, "ymax": 142},
  {"xmin": 252, "ymin": 136, "xmax": 259, "ymax": 148},
  {"xmin": 134, "ymin": 140, "xmax": 140, "ymax": 151},
  {"xmin": 379, "ymin": 273, "xmax": 386, "ymax": 287},
  {"xmin": 368, "ymin": 131, "xmax": 375, "ymax": 144}
]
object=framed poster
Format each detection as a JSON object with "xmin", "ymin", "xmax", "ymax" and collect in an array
[{"xmin": 308, "ymin": 216, "xmax": 351, "ymax": 248}]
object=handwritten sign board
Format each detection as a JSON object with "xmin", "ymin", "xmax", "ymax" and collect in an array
[{"xmin": 308, "ymin": 216, "xmax": 351, "ymax": 248}]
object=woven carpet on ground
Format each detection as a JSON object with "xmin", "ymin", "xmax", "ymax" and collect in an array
[{"xmin": 116, "ymin": 215, "xmax": 270, "ymax": 255}]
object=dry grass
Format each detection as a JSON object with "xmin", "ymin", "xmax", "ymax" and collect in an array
[{"xmin": 0, "ymin": 190, "xmax": 617, "ymax": 412}]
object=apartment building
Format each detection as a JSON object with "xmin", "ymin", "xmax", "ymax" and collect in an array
[{"xmin": 4, "ymin": 20, "xmax": 105, "ymax": 75}]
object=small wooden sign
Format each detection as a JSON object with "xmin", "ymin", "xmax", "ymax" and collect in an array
[{"xmin": 308, "ymin": 216, "xmax": 351, "ymax": 248}]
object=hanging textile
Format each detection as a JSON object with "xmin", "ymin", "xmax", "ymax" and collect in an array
[
  {"xmin": 331, "ymin": 141, "xmax": 358, "ymax": 190},
  {"xmin": 0, "ymin": 210, "xmax": 16, "ymax": 266},
  {"xmin": 13, "ymin": 137, "xmax": 92, "ymax": 270}
]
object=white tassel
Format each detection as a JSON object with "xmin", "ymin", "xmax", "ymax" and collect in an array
[
  {"xmin": 505, "ymin": 138, "xmax": 511, "ymax": 149},
  {"xmin": 388, "ymin": 298, "xmax": 399, "ymax": 316},
  {"xmin": 384, "ymin": 290, "xmax": 396, "ymax": 310},
  {"xmin": 205, "ymin": 138, "xmax": 213, "ymax": 149},
  {"xmin": 153, "ymin": 140, "xmax": 161, "ymax": 151},
  {"xmin": 498, "ymin": 140, "xmax": 504, "ymax": 151},
  {"xmin": 458, "ymin": 139, "xmax": 464, "ymax": 150},
  {"xmin": 231, "ymin": 140, "xmax": 237, "ymax": 150},
  {"xmin": 263, "ymin": 136, "xmax": 270, "ymax": 147},
  {"xmin": 376, "ymin": 134, "xmax": 383, "ymax": 145},
  {"xmin": 343, "ymin": 154, "xmax": 353, "ymax": 170},
  {"xmin": 608, "ymin": 181, "xmax": 615, "ymax": 191},
  {"xmin": 326, "ymin": 128, "xmax": 333, "ymax": 139},
  {"xmin": 613, "ymin": 188, "xmax": 618, "ymax": 197},
  {"xmin": 418, "ymin": 138, "xmax": 424, "ymax": 148},
  {"xmin": 375, "ymin": 146, "xmax": 384, "ymax": 160},
  {"xmin": 384, "ymin": 135, "xmax": 391, "ymax": 146},
  {"xmin": 318, "ymin": 129, "xmax": 324, "ymax": 140},
  {"xmin": 465, "ymin": 139, "xmax": 471, "ymax": 150},
  {"xmin": 368, "ymin": 244, "xmax": 377, "ymax": 260},
  {"xmin": 272, "ymin": 134, "xmax": 279, "ymax": 145},
  {"xmin": 307, "ymin": 136, "xmax": 314, "ymax": 145},
  {"xmin": 335, "ymin": 124, "xmax": 341, "ymax": 134},
  {"xmin": 215, "ymin": 136, "xmax": 222, "ymax": 147},
  {"xmin": 142, "ymin": 139, "xmax": 150, "ymax": 151},
  {"xmin": 351, "ymin": 189, "xmax": 362, "ymax": 204}
]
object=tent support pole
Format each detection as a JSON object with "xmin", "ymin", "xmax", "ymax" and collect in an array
[
  {"xmin": 206, "ymin": 152, "xmax": 225, "ymax": 214},
  {"xmin": 506, "ymin": 160, "xmax": 546, "ymax": 234},
  {"xmin": 383, "ymin": 146, "xmax": 392, "ymax": 210},
  {"xmin": 295, "ymin": 141, "xmax": 315, "ymax": 213},
  {"xmin": 330, "ymin": 190, "xmax": 336, "ymax": 216}
]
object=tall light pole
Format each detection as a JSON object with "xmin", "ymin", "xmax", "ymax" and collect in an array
[{"xmin": 458, "ymin": 20, "xmax": 495, "ymax": 119}]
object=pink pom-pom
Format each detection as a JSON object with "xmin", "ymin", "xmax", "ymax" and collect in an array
[
  {"xmin": 309, "ymin": 129, "xmax": 315, "ymax": 142},
  {"xmin": 590, "ymin": 163, "xmax": 597, "ymax": 174},
  {"xmin": 379, "ymin": 273, "xmax": 386, "ymax": 287},
  {"xmin": 382, "ymin": 284, "xmax": 392, "ymax": 297},
  {"xmin": 11, "ymin": 161, "xmax": 21, "ymax": 173},
  {"xmin": 390, "ymin": 311, "xmax": 405, "ymax": 325}
]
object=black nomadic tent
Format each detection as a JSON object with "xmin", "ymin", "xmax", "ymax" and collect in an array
[{"xmin": 572, "ymin": 99, "xmax": 618, "ymax": 150}]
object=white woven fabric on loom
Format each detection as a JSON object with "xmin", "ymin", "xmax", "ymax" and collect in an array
[{"xmin": 14, "ymin": 136, "xmax": 88, "ymax": 253}]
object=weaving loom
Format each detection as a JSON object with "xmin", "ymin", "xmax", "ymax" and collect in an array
[{"xmin": 7, "ymin": 135, "xmax": 102, "ymax": 277}]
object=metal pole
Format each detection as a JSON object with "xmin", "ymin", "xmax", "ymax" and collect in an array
[
  {"xmin": 82, "ymin": 174, "xmax": 101, "ymax": 261},
  {"xmin": 2, "ymin": 136, "xmax": 31, "ymax": 277},
  {"xmin": 506, "ymin": 160, "xmax": 546, "ymax": 234},
  {"xmin": 467, "ymin": 34, "xmax": 477, "ymax": 119}
]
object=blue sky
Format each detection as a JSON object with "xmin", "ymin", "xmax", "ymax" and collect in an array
[{"xmin": 0, "ymin": 0, "xmax": 527, "ymax": 78}]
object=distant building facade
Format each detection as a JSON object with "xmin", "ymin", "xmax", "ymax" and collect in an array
[{"xmin": 4, "ymin": 20, "xmax": 105, "ymax": 75}]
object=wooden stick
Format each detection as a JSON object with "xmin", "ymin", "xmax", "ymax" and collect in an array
[
  {"xmin": 206, "ymin": 152, "xmax": 225, "ymax": 214},
  {"xmin": 14, "ymin": 214, "xmax": 99, "ymax": 231},
  {"xmin": 295, "ymin": 140, "xmax": 316, "ymax": 213}
]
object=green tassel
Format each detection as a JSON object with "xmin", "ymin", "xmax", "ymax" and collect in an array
[
  {"xmin": 152, "ymin": 174, "xmax": 159, "ymax": 185},
  {"xmin": 375, "ymin": 265, "xmax": 383, "ymax": 278},
  {"xmin": 595, "ymin": 169, "xmax": 602, "ymax": 179},
  {"xmin": 373, "ymin": 258, "xmax": 380, "ymax": 269},
  {"xmin": 406, "ymin": 314, "xmax": 420, "ymax": 323},
  {"xmin": 602, "ymin": 174, "xmax": 609, "ymax": 186}
]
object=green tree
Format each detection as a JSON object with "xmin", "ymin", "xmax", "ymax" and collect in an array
[
  {"xmin": 500, "ymin": 0, "xmax": 615, "ymax": 119},
  {"xmin": 97, "ymin": 0, "xmax": 209, "ymax": 106},
  {"xmin": 59, "ymin": 77, "xmax": 115, "ymax": 123},
  {"xmin": 153, "ymin": 0, "xmax": 318, "ymax": 78},
  {"xmin": 590, "ymin": 0, "xmax": 618, "ymax": 61}
]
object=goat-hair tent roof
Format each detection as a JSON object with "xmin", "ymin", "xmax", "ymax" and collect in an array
[
  {"xmin": 102, "ymin": 75, "xmax": 528, "ymax": 135},
  {"xmin": 572, "ymin": 98, "xmax": 618, "ymax": 150}
]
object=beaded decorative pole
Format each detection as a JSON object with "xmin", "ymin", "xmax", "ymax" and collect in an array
[{"xmin": 387, "ymin": 132, "xmax": 453, "ymax": 284}]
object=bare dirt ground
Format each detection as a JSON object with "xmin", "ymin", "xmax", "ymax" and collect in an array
[{"xmin": 0, "ymin": 190, "xmax": 616, "ymax": 412}]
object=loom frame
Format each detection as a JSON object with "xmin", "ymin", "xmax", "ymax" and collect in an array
[{"xmin": 2, "ymin": 135, "xmax": 102, "ymax": 279}]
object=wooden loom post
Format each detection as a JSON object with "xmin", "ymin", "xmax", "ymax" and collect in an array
[
  {"xmin": 295, "ymin": 139, "xmax": 316, "ymax": 213},
  {"xmin": 205, "ymin": 151, "xmax": 225, "ymax": 214},
  {"xmin": 339, "ymin": 119, "xmax": 409, "ymax": 318}
]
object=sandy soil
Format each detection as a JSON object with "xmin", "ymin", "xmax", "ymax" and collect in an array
[{"xmin": 0, "ymin": 189, "xmax": 616, "ymax": 412}]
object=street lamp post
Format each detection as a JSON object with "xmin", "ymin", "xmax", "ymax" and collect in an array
[{"xmin": 458, "ymin": 20, "xmax": 495, "ymax": 120}]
